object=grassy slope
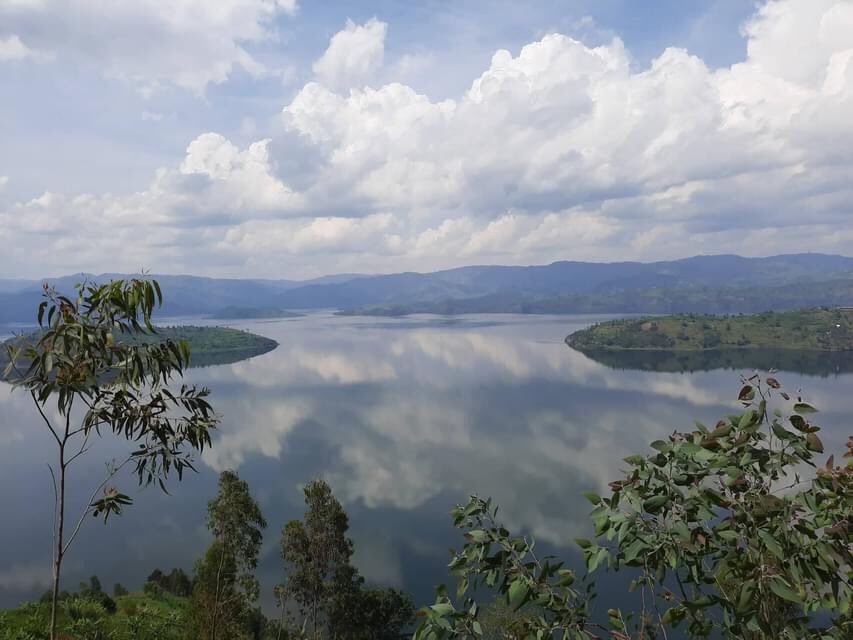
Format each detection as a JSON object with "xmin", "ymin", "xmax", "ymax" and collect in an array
[
  {"xmin": 0, "ymin": 592, "xmax": 188, "ymax": 639},
  {"xmin": 568, "ymin": 308, "xmax": 853, "ymax": 351}
]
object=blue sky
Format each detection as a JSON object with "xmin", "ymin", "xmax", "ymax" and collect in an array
[{"xmin": 1, "ymin": 0, "xmax": 851, "ymax": 278}]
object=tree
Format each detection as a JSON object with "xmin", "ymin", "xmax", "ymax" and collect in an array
[
  {"xmin": 188, "ymin": 470, "xmax": 267, "ymax": 640},
  {"xmin": 146, "ymin": 567, "xmax": 192, "ymax": 597},
  {"xmin": 340, "ymin": 586, "xmax": 415, "ymax": 640},
  {"xmin": 415, "ymin": 375, "xmax": 851, "ymax": 639},
  {"xmin": 4, "ymin": 278, "xmax": 218, "ymax": 640},
  {"xmin": 279, "ymin": 479, "xmax": 415, "ymax": 639},
  {"xmin": 279, "ymin": 479, "xmax": 356, "ymax": 637}
]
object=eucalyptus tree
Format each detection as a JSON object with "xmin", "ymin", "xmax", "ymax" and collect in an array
[
  {"xmin": 279, "ymin": 479, "xmax": 356, "ymax": 637},
  {"xmin": 279, "ymin": 479, "xmax": 415, "ymax": 639},
  {"xmin": 415, "ymin": 376, "xmax": 851, "ymax": 639},
  {"xmin": 188, "ymin": 470, "xmax": 267, "ymax": 640},
  {"xmin": 4, "ymin": 278, "xmax": 218, "ymax": 640}
]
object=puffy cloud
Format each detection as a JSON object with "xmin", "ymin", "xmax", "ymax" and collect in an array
[
  {"xmin": 0, "ymin": 34, "xmax": 44, "ymax": 62},
  {"xmin": 1, "ymin": 0, "xmax": 853, "ymax": 277},
  {"xmin": 0, "ymin": 0, "xmax": 298, "ymax": 94},
  {"xmin": 312, "ymin": 18, "xmax": 388, "ymax": 91}
]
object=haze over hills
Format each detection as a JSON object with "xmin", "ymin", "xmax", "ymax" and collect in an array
[{"xmin": 1, "ymin": 253, "xmax": 852, "ymax": 323}]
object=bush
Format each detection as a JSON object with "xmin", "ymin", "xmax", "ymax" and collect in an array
[{"xmin": 63, "ymin": 598, "xmax": 106, "ymax": 622}]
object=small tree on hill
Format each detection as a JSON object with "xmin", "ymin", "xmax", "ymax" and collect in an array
[
  {"xmin": 4, "ymin": 278, "xmax": 218, "ymax": 640},
  {"xmin": 279, "ymin": 479, "xmax": 415, "ymax": 639},
  {"xmin": 279, "ymin": 479, "xmax": 356, "ymax": 636},
  {"xmin": 188, "ymin": 470, "xmax": 267, "ymax": 640}
]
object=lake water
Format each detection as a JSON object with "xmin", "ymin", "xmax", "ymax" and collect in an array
[{"xmin": 1, "ymin": 312, "xmax": 850, "ymax": 618}]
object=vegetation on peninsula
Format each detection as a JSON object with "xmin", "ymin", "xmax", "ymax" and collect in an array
[{"xmin": 568, "ymin": 308, "xmax": 853, "ymax": 352}]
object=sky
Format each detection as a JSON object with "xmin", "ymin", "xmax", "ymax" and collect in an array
[{"xmin": 0, "ymin": 0, "xmax": 852, "ymax": 279}]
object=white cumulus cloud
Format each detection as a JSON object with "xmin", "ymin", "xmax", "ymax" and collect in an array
[
  {"xmin": 1, "ymin": 0, "xmax": 853, "ymax": 277},
  {"xmin": 0, "ymin": 34, "xmax": 41, "ymax": 61},
  {"xmin": 0, "ymin": 0, "xmax": 298, "ymax": 94},
  {"xmin": 312, "ymin": 18, "xmax": 388, "ymax": 91}
]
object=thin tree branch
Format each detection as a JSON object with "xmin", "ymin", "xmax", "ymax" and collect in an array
[
  {"xmin": 31, "ymin": 391, "xmax": 61, "ymax": 446},
  {"xmin": 62, "ymin": 455, "xmax": 133, "ymax": 557},
  {"xmin": 48, "ymin": 463, "xmax": 59, "ymax": 573}
]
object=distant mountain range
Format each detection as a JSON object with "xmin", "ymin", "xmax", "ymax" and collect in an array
[{"xmin": 1, "ymin": 254, "xmax": 852, "ymax": 322}]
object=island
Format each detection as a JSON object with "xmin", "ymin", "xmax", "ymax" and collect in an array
[
  {"xmin": 208, "ymin": 306, "xmax": 302, "ymax": 320},
  {"xmin": 566, "ymin": 309, "xmax": 853, "ymax": 375},
  {"xmin": 1, "ymin": 325, "xmax": 278, "ymax": 374}
]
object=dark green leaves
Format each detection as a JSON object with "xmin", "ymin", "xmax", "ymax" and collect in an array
[
  {"xmin": 642, "ymin": 495, "xmax": 669, "ymax": 512},
  {"xmin": 738, "ymin": 384, "xmax": 755, "ymax": 401},
  {"xmin": 794, "ymin": 402, "xmax": 818, "ymax": 415},
  {"xmin": 768, "ymin": 578, "xmax": 803, "ymax": 604},
  {"xmin": 90, "ymin": 489, "xmax": 133, "ymax": 522}
]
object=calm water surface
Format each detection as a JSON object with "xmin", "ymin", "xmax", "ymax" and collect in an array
[{"xmin": 0, "ymin": 313, "xmax": 850, "ymax": 614}]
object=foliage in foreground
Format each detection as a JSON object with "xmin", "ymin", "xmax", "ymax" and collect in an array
[
  {"xmin": 187, "ymin": 470, "xmax": 268, "ymax": 640},
  {"xmin": 0, "ymin": 591, "xmax": 188, "ymax": 640},
  {"xmin": 279, "ymin": 479, "xmax": 415, "ymax": 639},
  {"xmin": 415, "ymin": 376, "xmax": 851, "ymax": 639},
  {"xmin": 4, "ymin": 278, "xmax": 219, "ymax": 640}
]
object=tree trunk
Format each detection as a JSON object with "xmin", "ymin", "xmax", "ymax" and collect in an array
[
  {"xmin": 49, "ymin": 451, "xmax": 66, "ymax": 640},
  {"xmin": 210, "ymin": 543, "xmax": 227, "ymax": 640}
]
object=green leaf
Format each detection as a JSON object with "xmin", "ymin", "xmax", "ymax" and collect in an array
[
  {"xmin": 430, "ymin": 602, "xmax": 455, "ymax": 616},
  {"xmin": 650, "ymin": 440, "xmax": 671, "ymax": 453},
  {"xmin": 643, "ymin": 494, "xmax": 669, "ymax": 512},
  {"xmin": 717, "ymin": 530, "xmax": 739, "ymax": 542},
  {"xmin": 466, "ymin": 529, "xmax": 488, "ymax": 543},
  {"xmin": 587, "ymin": 547, "xmax": 608, "ymax": 573},
  {"xmin": 508, "ymin": 579, "xmax": 529, "ymax": 609},
  {"xmin": 771, "ymin": 422, "xmax": 795, "ymax": 441},
  {"xmin": 582, "ymin": 492, "xmax": 601, "ymax": 505},
  {"xmin": 768, "ymin": 577, "xmax": 803, "ymax": 604},
  {"xmin": 789, "ymin": 415, "xmax": 808, "ymax": 431},
  {"xmin": 757, "ymin": 530, "xmax": 784, "ymax": 560},
  {"xmin": 793, "ymin": 402, "xmax": 818, "ymax": 415},
  {"xmin": 623, "ymin": 539, "xmax": 647, "ymax": 563},
  {"xmin": 738, "ymin": 385, "xmax": 755, "ymax": 401},
  {"xmin": 738, "ymin": 409, "xmax": 758, "ymax": 429}
]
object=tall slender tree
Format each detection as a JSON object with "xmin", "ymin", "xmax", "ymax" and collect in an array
[
  {"xmin": 279, "ymin": 479, "xmax": 414, "ymax": 639},
  {"xmin": 188, "ymin": 470, "xmax": 267, "ymax": 640},
  {"xmin": 279, "ymin": 479, "xmax": 355, "ymax": 637},
  {"xmin": 4, "ymin": 278, "xmax": 218, "ymax": 640}
]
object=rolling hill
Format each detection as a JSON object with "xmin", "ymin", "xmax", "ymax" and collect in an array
[{"xmin": 1, "ymin": 253, "xmax": 851, "ymax": 321}]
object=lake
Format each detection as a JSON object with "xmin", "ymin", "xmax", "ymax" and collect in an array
[{"xmin": 0, "ymin": 312, "xmax": 850, "ymax": 618}]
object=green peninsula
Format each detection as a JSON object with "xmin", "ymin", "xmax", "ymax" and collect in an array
[
  {"xmin": 567, "ymin": 308, "xmax": 853, "ymax": 352},
  {"xmin": 125, "ymin": 326, "xmax": 278, "ymax": 365},
  {"xmin": 2, "ymin": 326, "xmax": 278, "ymax": 373}
]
